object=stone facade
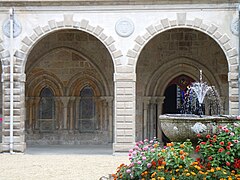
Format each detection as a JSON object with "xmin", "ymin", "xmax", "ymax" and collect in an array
[{"xmin": 0, "ymin": 1, "xmax": 239, "ymax": 153}]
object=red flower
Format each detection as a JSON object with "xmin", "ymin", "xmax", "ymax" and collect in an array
[
  {"xmin": 226, "ymin": 151, "xmax": 230, "ymax": 155},
  {"xmin": 213, "ymin": 135, "xmax": 217, "ymax": 139},
  {"xmin": 220, "ymin": 141, "xmax": 224, "ymax": 146},
  {"xmin": 200, "ymin": 142, "xmax": 206, "ymax": 145},
  {"xmin": 225, "ymin": 129, "xmax": 229, "ymax": 133},
  {"xmin": 208, "ymin": 156, "xmax": 213, "ymax": 161},
  {"xmin": 226, "ymin": 162, "xmax": 231, "ymax": 166},
  {"xmin": 151, "ymin": 161, "xmax": 156, "ymax": 166},
  {"xmin": 197, "ymin": 134, "xmax": 201, "ymax": 138},
  {"xmin": 226, "ymin": 146, "xmax": 231, "ymax": 150},
  {"xmin": 227, "ymin": 142, "xmax": 232, "ymax": 146},
  {"xmin": 218, "ymin": 148, "xmax": 225, "ymax": 153},
  {"xmin": 206, "ymin": 134, "xmax": 211, "ymax": 139}
]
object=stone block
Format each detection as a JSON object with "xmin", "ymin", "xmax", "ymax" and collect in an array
[
  {"xmin": 48, "ymin": 20, "xmax": 57, "ymax": 29},
  {"xmin": 229, "ymin": 102, "xmax": 239, "ymax": 109},
  {"xmin": 113, "ymin": 143, "xmax": 135, "ymax": 152},
  {"xmin": 135, "ymin": 36, "xmax": 145, "ymax": 45},
  {"xmin": 42, "ymin": 25, "xmax": 50, "ymax": 32},
  {"xmin": 142, "ymin": 32, "xmax": 151, "ymax": 40},
  {"xmin": 99, "ymin": 33, "xmax": 107, "ymax": 41},
  {"xmin": 86, "ymin": 24, "xmax": 95, "ymax": 32},
  {"xmin": 93, "ymin": 25, "xmax": 104, "ymax": 36},
  {"xmin": 116, "ymin": 109, "xmax": 134, "ymax": 116},
  {"xmin": 30, "ymin": 33, "xmax": 38, "ymax": 41},
  {"xmin": 213, "ymin": 31, "xmax": 222, "ymax": 39},
  {"xmin": 146, "ymin": 25, "xmax": 156, "ymax": 35},
  {"xmin": 155, "ymin": 23, "xmax": 163, "ymax": 31},
  {"xmin": 113, "ymin": 50, "xmax": 123, "ymax": 59},
  {"xmin": 116, "ymin": 95, "xmax": 134, "ymax": 102},
  {"xmin": 229, "ymin": 57, "xmax": 238, "ymax": 65},
  {"xmin": 161, "ymin": 18, "xmax": 170, "ymax": 28},
  {"xmin": 116, "ymin": 130, "xmax": 125, "ymax": 136},
  {"xmin": 228, "ymin": 48, "xmax": 238, "ymax": 57},
  {"xmin": 230, "ymin": 81, "xmax": 238, "ymax": 88},
  {"xmin": 0, "ymin": 44, "xmax": 4, "ymax": 52},
  {"xmin": 116, "ymin": 66, "xmax": 134, "ymax": 73},
  {"xmin": 34, "ymin": 26, "xmax": 43, "ymax": 36},
  {"xmin": 104, "ymin": 36, "xmax": 115, "ymax": 46},
  {"xmin": 14, "ymin": 50, "xmax": 25, "ymax": 59},
  {"xmin": 64, "ymin": 14, "xmax": 73, "ymax": 27},
  {"xmin": 230, "ymin": 87, "xmax": 239, "ymax": 95},
  {"xmin": 0, "ymin": 51, "xmax": 10, "ymax": 58},
  {"xmin": 116, "ymin": 82, "xmax": 133, "ymax": 88},
  {"xmin": 20, "ymin": 45, "xmax": 28, "ymax": 52},
  {"xmin": 186, "ymin": 20, "xmax": 194, "ymax": 26},
  {"xmin": 200, "ymin": 23, "xmax": 208, "ymax": 31},
  {"xmin": 114, "ymin": 73, "xmax": 136, "ymax": 81},
  {"xmin": 109, "ymin": 44, "xmax": 116, "ymax": 52},
  {"xmin": 116, "ymin": 137, "xmax": 134, "ymax": 143},
  {"xmin": 230, "ymin": 65, "xmax": 238, "ymax": 72},
  {"xmin": 56, "ymin": 21, "xmax": 64, "ymax": 28},
  {"xmin": 22, "ymin": 36, "xmax": 33, "ymax": 46},
  {"xmin": 219, "ymin": 34, "xmax": 230, "ymax": 44},
  {"xmin": 194, "ymin": 18, "xmax": 202, "ymax": 27},
  {"xmin": 115, "ymin": 122, "xmax": 133, "ymax": 129},
  {"xmin": 73, "ymin": 22, "xmax": 80, "ymax": 28},
  {"xmin": 223, "ymin": 43, "xmax": 232, "ymax": 51},
  {"xmin": 177, "ymin": 13, "xmax": 186, "ymax": 25},
  {"xmin": 128, "ymin": 58, "xmax": 135, "ymax": 65},
  {"xmin": 229, "ymin": 72, "xmax": 238, "ymax": 80},
  {"xmin": 115, "ymin": 58, "xmax": 122, "ymax": 66},
  {"xmin": 207, "ymin": 24, "xmax": 218, "ymax": 34},
  {"xmin": 80, "ymin": 19, "xmax": 89, "ymax": 29},
  {"xmin": 169, "ymin": 20, "xmax": 177, "ymax": 26},
  {"xmin": 126, "ymin": 50, "xmax": 137, "ymax": 58},
  {"xmin": 133, "ymin": 44, "xmax": 141, "ymax": 52}
]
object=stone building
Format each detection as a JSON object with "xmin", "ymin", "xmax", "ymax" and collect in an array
[{"xmin": 0, "ymin": 0, "xmax": 239, "ymax": 153}]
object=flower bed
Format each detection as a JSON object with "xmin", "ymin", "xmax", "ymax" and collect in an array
[{"xmin": 112, "ymin": 122, "xmax": 240, "ymax": 180}]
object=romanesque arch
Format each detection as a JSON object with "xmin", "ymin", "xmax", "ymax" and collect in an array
[{"xmin": 133, "ymin": 13, "xmax": 236, "ymax": 141}]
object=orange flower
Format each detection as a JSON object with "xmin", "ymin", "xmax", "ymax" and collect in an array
[
  {"xmin": 179, "ymin": 150, "xmax": 184, "ymax": 155},
  {"xmin": 180, "ymin": 144, "xmax": 185, "ymax": 148},
  {"xmin": 180, "ymin": 155, "xmax": 185, "ymax": 160},
  {"xmin": 162, "ymin": 161, "xmax": 166, "ymax": 166}
]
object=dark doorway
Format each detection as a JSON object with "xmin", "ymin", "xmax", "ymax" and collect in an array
[{"xmin": 163, "ymin": 84, "xmax": 177, "ymax": 114}]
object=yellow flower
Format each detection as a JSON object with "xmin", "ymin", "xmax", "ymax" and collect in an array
[
  {"xmin": 216, "ymin": 167, "xmax": 221, "ymax": 171},
  {"xmin": 171, "ymin": 148, "xmax": 174, "ymax": 151},
  {"xmin": 186, "ymin": 173, "xmax": 190, "ymax": 176},
  {"xmin": 151, "ymin": 178, "xmax": 156, "ymax": 180},
  {"xmin": 179, "ymin": 165, "xmax": 183, "ymax": 169},
  {"xmin": 210, "ymin": 168, "xmax": 215, "ymax": 173},
  {"xmin": 175, "ymin": 169, "xmax": 179, "ymax": 172},
  {"xmin": 228, "ymin": 176, "xmax": 233, "ymax": 180},
  {"xmin": 191, "ymin": 172, "xmax": 196, "ymax": 176},
  {"xmin": 171, "ymin": 177, "xmax": 175, "ymax": 180},
  {"xmin": 184, "ymin": 169, "xmax": 188, "ymax": 172},
  {"xmin": 151, "ymin": 172, "xmax": 156, "ymax": 178}
]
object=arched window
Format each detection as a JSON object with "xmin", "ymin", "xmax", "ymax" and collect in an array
[
  {"xmin": 38, "ymin": 87, "xmax": 55, "ymax": 132},
  {"xmin": 79, "ymin": 86, "xmax": 96, "ymax": 132}
]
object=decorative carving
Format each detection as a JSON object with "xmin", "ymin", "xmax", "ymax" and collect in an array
[
  {"xmin": 231, "ymin": 17, "xmax": 239, "ymax": 36},
  {"xmin": 2, "ymin": 17, "xmax": 22, "ymax": 38},
  {"xmin": 115, "ymin": 18, "xmax": 134, "ymax": 37}
]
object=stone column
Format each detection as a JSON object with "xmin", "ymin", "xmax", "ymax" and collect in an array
[
  {"xmin": 113, "ymin": 72, "xmax": 136, "ymax": 152},
  {"xmin": 156, "ymin": 97, "xmax": 165, "ymax": 142},
  {"xmin": 60, "ymin": 97, "xmax": 70, "ymax": 130},
  {"xmin": 69, "ymin": 97, "xmax": 76, "ymax": 130},
  {"xmin": 106, "ymin": 97, "xmax": 113, "ymax": 143},
  {"xmin": 75, "ymin": 97, "xmax": 80, "ymax": 130},
  {"xmin": 143, "ymin": 97, "xmax": 151, "ymax": 139}
]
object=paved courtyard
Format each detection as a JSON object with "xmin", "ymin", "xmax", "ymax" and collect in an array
[{"xmin": 0, "ymin": 145, "xmax": 129, "ymax": 180}]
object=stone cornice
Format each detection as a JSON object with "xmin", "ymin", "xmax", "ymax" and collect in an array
[{"xmin": 0, "ymin": 0, "xmax": 238, "ymax": 7}]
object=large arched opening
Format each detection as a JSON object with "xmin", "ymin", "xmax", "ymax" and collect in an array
[
  {"xmin": 136, "ymin": 28, "xmax": 229, "ymax": 141},
  {"xmin": 25, "ymin": 29, "xmax": 114, "ymax": 146}
]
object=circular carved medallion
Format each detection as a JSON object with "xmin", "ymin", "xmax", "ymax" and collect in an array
[
  {"xmin": 115, "ymin": 18, "xmax": 134, "ymax": 37},
  {"xmin": 2, "ymin": 18, "xmax": 22, "ymax": 38},
  {"xmin": 231, "ymin": 17, "xmax": 239, "ymax": 36}
]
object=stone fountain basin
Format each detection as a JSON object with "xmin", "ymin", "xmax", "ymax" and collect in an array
[{"xmin": 159, "ymin": 114, "xmax": 237, "ymax": 142}]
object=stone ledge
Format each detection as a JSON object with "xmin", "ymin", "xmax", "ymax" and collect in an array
[{"xmin": 113, "ymin": 143, "xmax": 135, "ymax": 153}]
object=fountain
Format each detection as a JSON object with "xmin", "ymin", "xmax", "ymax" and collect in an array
[{"xmin": 159, "ymin": 70, "xmax": 237, "ymax": 142}]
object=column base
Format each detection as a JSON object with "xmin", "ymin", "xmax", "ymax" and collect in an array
[
  {"xmin": 113, "ymin": 143, "xmax": 135, "ymax": 153},
  {"xmin": 0, "ymin": 142, "xmax": 26, "ymax": 153}
]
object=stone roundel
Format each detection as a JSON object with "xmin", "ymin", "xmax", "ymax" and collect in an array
[{"xmin": 115, "ymin": 18, "xmax": 135, "ymax": 37}]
